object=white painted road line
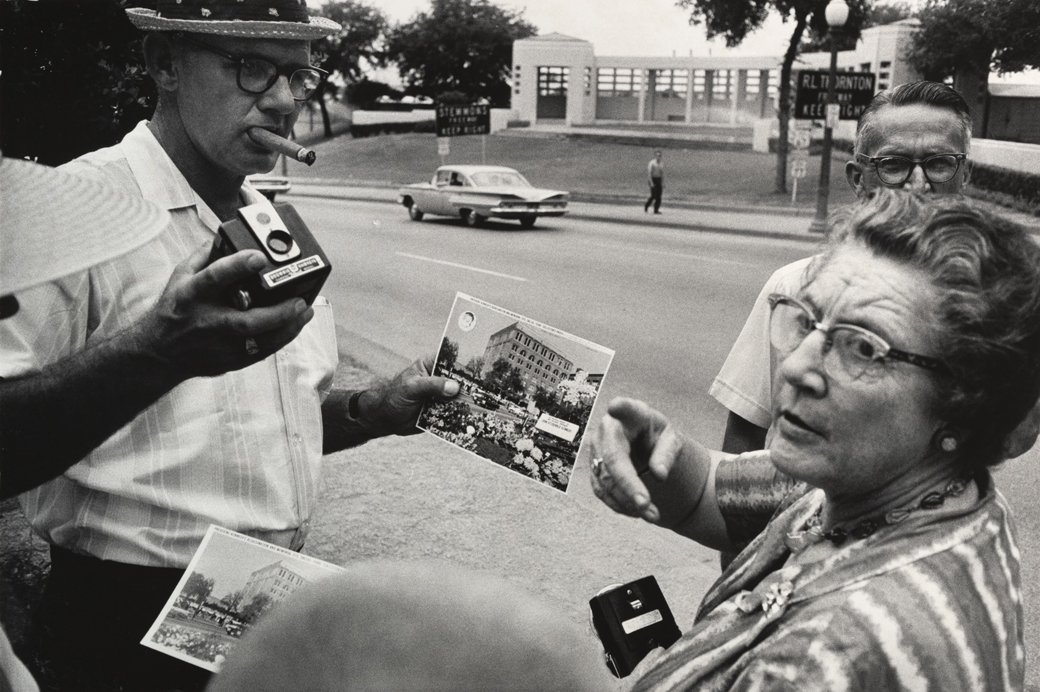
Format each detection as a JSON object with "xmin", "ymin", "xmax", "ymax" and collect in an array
[
  {"xmin": 584, "ymin": 241, "xmax": 760, "ymax": 267},
  {"xmin": 395, "ymin": 252, "xmax": 529, "ymax": 282}
]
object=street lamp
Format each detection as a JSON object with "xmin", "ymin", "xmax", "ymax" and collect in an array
[{"xmin": 808, "ymin": 0, "xmax": 850, "ymax": 234}]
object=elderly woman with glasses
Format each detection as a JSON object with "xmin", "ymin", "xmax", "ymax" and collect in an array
[
  {"xmin": 205, "ymin": 191, "xmax": 1034, "ymax": 692},
  {"xmin": 586, "ymin": 188, "xmax": 1036, "ymax": 690}
]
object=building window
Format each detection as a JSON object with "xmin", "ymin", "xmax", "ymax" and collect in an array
[
  {"xmin": 692, "ymin": 69, "xmax": 705, "ymax": 96},
  {"xmin": 653, "ymin": 69, "xmax": 687, "ymax": 98},
  {"xmin": 880, "ymin": 61, "xmax": 891, "ymax": 69},
  {"xmin": 860, "ymin": 62, "xmax": 871, "ymax": 72},
  {"xmin": 746, "ymin": 71, "xmax": 760, "ymax": 96},
  {"xmin": 537, "ymin": 66, "xmax": 569, "ymax": 97},
  {"xmin": 712, "ymin": 70, "xmax": 730, "ymax": 97},
  {"xmin": 597, "ymin": 67, "xmax": 642, "ymax": 96}
]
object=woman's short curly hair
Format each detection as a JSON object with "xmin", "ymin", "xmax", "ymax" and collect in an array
[{"xmin": 819, "ymin": 189, "xmax": 1040, "ymax": 468}]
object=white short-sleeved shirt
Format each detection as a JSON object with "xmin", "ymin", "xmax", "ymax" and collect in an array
[
  {"xmin": 709, "ymin": 257, "xmax": 815, "ymax": 429},
  {"xmin": 0, "ymin": 122, "xmax": 339, "ymax": 567}
]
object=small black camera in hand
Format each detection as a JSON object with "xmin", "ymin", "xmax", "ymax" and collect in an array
[
  {"xmin": 589, "ymin": 575, "xmax": 681, "ymax": 678},
  {"xmin": 215, "ymin": 200, "xmax": 331, "ymax": 310}
]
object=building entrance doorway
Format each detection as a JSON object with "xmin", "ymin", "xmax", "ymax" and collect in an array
[{"xmin": 536, "ymin": 66, "xmax": 569, "ymax": 119}]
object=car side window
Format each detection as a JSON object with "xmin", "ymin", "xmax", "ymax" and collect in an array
[{"xmin": 436, "ymin": 170, "xmax": 451, "ymax": 186}]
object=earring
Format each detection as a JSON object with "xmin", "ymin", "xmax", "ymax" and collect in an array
[{"xmin": 940, "ymin": 436, "xmax": 958, "ymax": 453}]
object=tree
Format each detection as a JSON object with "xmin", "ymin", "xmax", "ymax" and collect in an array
[
  {"xmin": 484, "ymin": 358, "xmax": 524, "ymax": 399},
  {"xmin": 310, "ymin": 0, "xmax": 390, "ymax": 135},
  {"xmin": 439, "ymin": 337, "xmax": 460, "ymax": 375},
  {"xmin": 178, "ymin": 571, "xmax": 215, "ymax": 616},
  {"xmin": 238, "ymin": 592, "xmax": 274, "ymax": 624},
  {"xmin": 908, "ymin": 0, "xmax": 1040, "ymax": 78},
  {"xmin": 465, "ymin": 356, "xmax": 485, "ymax": 378},
  {"xmin": 222, "ymin": 590, "xmax": 245, "ymax": 614},
  {"xmin": 385, "ymin": 0, "xmax": 537, "ymax": 106},
  {"xmin": 532, "ymin": 385, "xmax": 558, "ymax": 412},
  {"xmin": 0, "ymin": 0, "xmax": 155, "ymax": 165},
  {"xmin": 677, "ymin": 0, "xmax": 868, "ymax": 193},
  {"xmin": 906, "ymin": 0, "xmax": 1040, "ymax": 136},
  {"xmin": 801, "ymin": 1, "xmax": 913, "ymax": 52}
]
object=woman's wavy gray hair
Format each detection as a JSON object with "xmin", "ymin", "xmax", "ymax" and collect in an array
[{"xmin": 821, "ymin": 189, "xmax": 1040, "ymax": 467}]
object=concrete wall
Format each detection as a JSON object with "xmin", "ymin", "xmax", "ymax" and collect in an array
[
  {"xmin": 512, "ymin": 36, "xmax": 596, "ymax": 125},
  {"xmin": 986, "ymin": 98, "xmax": 1040, "ymax": 145},
  {"xmin": 972, "ymin": 139, "xmax": 1040, "ymax": 175}
]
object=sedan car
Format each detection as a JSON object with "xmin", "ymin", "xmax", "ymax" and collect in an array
[{"xmin": 398, "ymin": 165, "xmax": 568, "ymax": 229}]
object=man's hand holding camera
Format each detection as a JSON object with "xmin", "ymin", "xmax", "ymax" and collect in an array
[{"xmin": 134, "ymin": 240, "xmax": 314, "ymax": 378}]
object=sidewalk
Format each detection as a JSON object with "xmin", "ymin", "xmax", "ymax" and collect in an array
[{"xmin": 283, "ymin": 178, "xmax": 1040, "ymax": 242}]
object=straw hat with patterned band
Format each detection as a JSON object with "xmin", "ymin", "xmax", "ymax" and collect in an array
[{"xmin": 126, "ymin": 0, "xmax": 341, "ymax": 40}]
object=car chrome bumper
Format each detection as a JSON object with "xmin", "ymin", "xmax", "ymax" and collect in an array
[{"xmin": 488, "ymin": 207, "xmax": 569, "ymax": 218}]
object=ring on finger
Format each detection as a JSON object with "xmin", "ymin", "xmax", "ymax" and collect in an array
[
  {"xmin": 245, "ymin": 337, "xmax": 259, "ymax": 355},
  {"xmin": 591, "ymin": 456, "xmax": 604, "ymax": 476}
]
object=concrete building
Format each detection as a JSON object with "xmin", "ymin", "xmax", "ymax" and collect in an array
[
  {"xmin": 510, "ymin": 20, "xmax": 1040, "ymax": 145},
  {"xmin": 511, "ymin": 23, "xmax": 922, "ymax": 128},
  {"xmin": 240, "ymin": 561, "xmax": 308, "ymax": 607},
  {"xmin": 482, "ymin": 322, "xmax": 575, "ymax": 397}
]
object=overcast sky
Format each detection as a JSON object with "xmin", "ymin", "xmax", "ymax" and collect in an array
[{"xmin": 317, "ymin": 0, "xmax": 1039, "ymax": 85}]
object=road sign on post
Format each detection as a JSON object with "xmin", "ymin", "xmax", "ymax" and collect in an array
[
  {"xmin": 793, "ymin": 70, "xmax": 876, "ymax": 120},
  {"xmin": 435, "ymin": 103, "xmax": 491, "ymax": 137}
]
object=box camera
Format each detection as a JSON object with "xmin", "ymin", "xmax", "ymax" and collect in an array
[
  {"xmin": 215, "ymin": 200, "xmax": 331, "ymax": 310},
  {"xmin": 588, "ymin": 575, "xmax": 681, "ymax": 678}
]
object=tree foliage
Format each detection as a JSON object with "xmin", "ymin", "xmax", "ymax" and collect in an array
[
  {"xmin": 178, "ymin": 571, "xmax": 215, "ymax": 613},
  {"xmin": 676, "ymin": 0, "xmax": 868, "ymax": 193},
  {"xmin": 906, "ymin": 0, "xmax": 1040, "ymax": 80},
  {"xmin": 801, "ymin": 1, "xmax": 912, "ymax": 52},
  {"xmin": 239, "ymin": 592, "xmax": 274, "ymax": 624},
  {"xmin": 484, "ymin": 357, "xmax": 524, "ymax": 399},
  {"xmin": 439, "ymin": 337, "xmax": 460, "ymax": 375},
  {"xmin": 0, "ymin": 0, "xmax": 154, "ymax": 165},
  {"xmin": 310, "ymin": 0, "xmax": 389, "ymax": 134},
  {"xmin": 385, "ymin": 0, "xmax": 537, "ymax": 106}
]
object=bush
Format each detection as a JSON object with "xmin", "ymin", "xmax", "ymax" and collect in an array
[
  {"xmin": 968, "ymin": 163, "xmax": 1040, "ymax": 207},
  {"xmin": 349, "ymin": 120, "xmax": 436, "ymax": 138}
]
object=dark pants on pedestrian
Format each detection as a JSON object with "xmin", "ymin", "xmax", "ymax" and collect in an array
[
  {"xmin": 645, "ymin": 178, "xmax": 663, "ymax": 212},
  {"xmin": 28, "ymin": 545, "xmax": 212, "ymax": 692}
]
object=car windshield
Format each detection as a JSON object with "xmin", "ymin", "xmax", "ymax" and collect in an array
[{"xmin": 470, "ymin": 171, "xmax": 531, "ymax": 188}]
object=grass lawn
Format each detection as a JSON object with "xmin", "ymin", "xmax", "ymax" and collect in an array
[{"xmin": 294, "ymin": 130, "xmax": 861, "ymax": 210}]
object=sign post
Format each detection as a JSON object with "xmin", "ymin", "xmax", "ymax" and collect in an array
[
  {"xmin": 788, "ymin": 120, "xmax": 811, "ymax": 205},
  {"xmin": 793, "ymin": 70, "xmax": 876, "ymax": 121},
  {"xmin": 434, "ymin": 102, "xmax": 491, "ymax": 165}
]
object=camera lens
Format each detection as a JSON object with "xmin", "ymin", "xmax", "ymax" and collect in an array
[{"xmin": 266, "ymin": 229, "xmax": 294, "ymax": 255}]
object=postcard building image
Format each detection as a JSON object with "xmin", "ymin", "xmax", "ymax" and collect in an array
[
  {"xmin": 482, "ymin": 322, "xmax": 575, "ymax": 397},
  {"xmin": 240, "ymin": 561, "xmax": 308, "ymax": 607}
]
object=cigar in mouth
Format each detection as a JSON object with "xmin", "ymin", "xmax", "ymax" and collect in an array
[{"xmin": 247, "ymin": 127, "xmax": 316, "ymax": 166}]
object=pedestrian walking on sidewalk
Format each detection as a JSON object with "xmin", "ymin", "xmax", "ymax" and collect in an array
[{"xmin": 644, "ymin": 149, "xmax": 664, "ymax": 214}]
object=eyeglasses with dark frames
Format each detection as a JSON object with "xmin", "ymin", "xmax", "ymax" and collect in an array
[
  {"xmin": 178, "ymin": 34, "xmax": 327, "ymax": 102},
  {"xmin": 855, "ymin": 152, "xmax": 967, "ymax": 186},
  {"xmin": 768, "ymin": 293, "xmax": 949, "ymax": 381}
]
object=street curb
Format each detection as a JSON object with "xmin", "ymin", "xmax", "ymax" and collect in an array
[
  {"xmin": 288, "ymin": 178, "xmax": 815, "ymax": 217},
  {"xmin": 284, "ymin": 188, "xmax": 824, "ymax": 244}
]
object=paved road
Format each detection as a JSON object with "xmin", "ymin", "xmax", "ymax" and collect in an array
[{"xmin": 289, "ymin": 195, "xmax": 1038, "ymax": 687}]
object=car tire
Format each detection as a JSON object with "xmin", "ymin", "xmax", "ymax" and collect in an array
[
  {"xmin": 407, "ymin": 203, "xmax": 424, "ymax": 221},
  {"xmin": 519, "ymin": 214, "xmax": 537, "ymax": 229},
  {"xmin": 464, "ymin": 210, "xmax": 485, "ymax": 227}
]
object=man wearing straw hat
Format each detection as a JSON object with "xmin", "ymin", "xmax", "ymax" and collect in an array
[{"xmin": 0, "ymin": 2, "xmax": 459, "ymax": 690}]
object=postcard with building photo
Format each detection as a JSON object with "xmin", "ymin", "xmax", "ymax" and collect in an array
[
  {"xmin": 418, "ymin": 292, "xmax": 615, "ymax": 493},
  {"xmin": 141, "ymin": 524, "xmax": 345, "ymax": 672}
]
